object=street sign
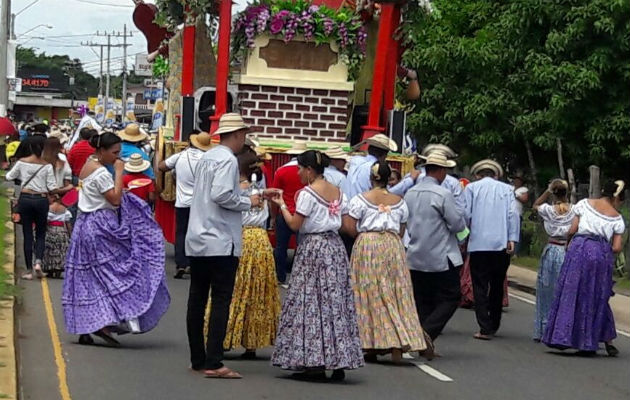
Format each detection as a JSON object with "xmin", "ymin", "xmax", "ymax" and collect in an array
[{"xmin": 135, "ymin": 54, "xmax": 153, "ymax": 77}]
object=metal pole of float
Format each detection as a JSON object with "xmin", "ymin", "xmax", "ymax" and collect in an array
[
  {"xmin": 209, "ymin": 0, "xmax": 232, "ymax": 134},
  {"xmin": 180, "ymin": 6, "xmax": 196, "ymax": 142}
]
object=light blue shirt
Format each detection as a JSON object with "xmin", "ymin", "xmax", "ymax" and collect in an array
[
  {"xmin": 342, "ymin": 154, "xmax": 378, "ymax": 199},
  {"xmin": 120, "ymin": 142, "xmax": 155, "ymax": 179},
  {"xmin": 464, "ymin": 177, "xmax": 520, "ymax": 252},
  {"xmin": 324, "ymin": 165, "xmax": 347, "ymax": 191},
  {"xmin": 405, "ymin": 176, "xmax": 466, "ymax": 271},
  {"xmin": 389, "ymin": 168, "xmax": 465, "ymax": 217},
  {"xmin": 186, "ymin": 145, "xmax": 252, "ymax": 257}
]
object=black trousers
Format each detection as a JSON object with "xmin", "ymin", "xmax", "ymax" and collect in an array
[
  {"xmin": 18, "ymin": 194, "xmax": 49, "ymax": 270},
  {"xmin": 469, "ymin": 251, "xmax": 511, "ymax": 335},
  {"xmin": 187, "ymin": 256, "xmax": 238, "ymax": 370},
  {"xmin": 174, "ymin": 207, "xmax": 191, "ymax": 269},
  {"xmin": 410, "ymin": 264, "xmax": 461, "ymax": 341},
  {"xmin": 340, "ymin": 232, "xmax": 355, "ymax": 258}
]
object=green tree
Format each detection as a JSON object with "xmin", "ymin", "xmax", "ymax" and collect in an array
[{"xmin": 402, "ymin": 0, "xmax": 630, "ymax": 184}]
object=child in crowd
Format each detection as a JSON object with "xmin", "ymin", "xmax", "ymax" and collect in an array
[
  {"xmin": 123, "ymin": 153, "xmax": 155, "ymax": 204},
  {"xmin": 44, "ymin": 195, "xmax": 72, "ymax": 278}
]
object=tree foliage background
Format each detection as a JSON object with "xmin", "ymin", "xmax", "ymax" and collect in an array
[{"xmin": 402, "ymin": 0, "xmax": 630, "ymax": 185}]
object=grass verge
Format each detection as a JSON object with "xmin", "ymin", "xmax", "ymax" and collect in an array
[{"xmin": 0, "ymin": 177, "xmax": 15, "ymax": 299}]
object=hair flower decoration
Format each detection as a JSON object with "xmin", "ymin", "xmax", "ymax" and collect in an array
[{"xmin": 328, "ymin": 199, "xmax": 341, "ymax": 216}]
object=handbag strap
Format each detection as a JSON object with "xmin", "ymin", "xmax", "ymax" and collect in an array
[{"xmin": 21, "ymin": 164, "xmax": 46, "ymax": 189}]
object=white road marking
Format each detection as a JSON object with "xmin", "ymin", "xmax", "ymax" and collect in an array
[
  {"xmin": 509, "ymin": 292, "xmax": 630, "ymax": 338},
  {"xmin": 412, "ymin": 362, "xmax": 454, "ymax": 382}
]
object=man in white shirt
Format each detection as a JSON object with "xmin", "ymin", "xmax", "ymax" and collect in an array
[
  {"xmin": 158, "ymin": 130, "xmax": 212, "ymax": 278},
  {"xmin": 185, "ymin": 114, "xmax": 267, "ymax": 379}
]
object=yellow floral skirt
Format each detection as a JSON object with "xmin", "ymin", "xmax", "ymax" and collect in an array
[
  {"xmin": 350, "ymin": 231, "xmax": 427, "ymax": 352},
  {"xmin": 222, "ymin": 227, "xmax": 281, "ymax": 350}
]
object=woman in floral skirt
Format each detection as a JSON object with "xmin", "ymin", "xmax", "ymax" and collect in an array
[{"xmin": 270, "ymin": 150, "xmax": 363, "ymax": 382}]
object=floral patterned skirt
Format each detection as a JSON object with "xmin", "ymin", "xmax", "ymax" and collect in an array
[
  {"xmin": 271, "ymin": 231, "xmax": 364, "ymax": 371},
  {"xmin": 533, "ymin": 243, "xmax": 566, "ymax": 340},
  {"xmin": 223, "ymin": 227, "xmax": 280, "ymax": 350},
  {"xmin": 351, "ymin": 231, "xmax": 427, "ymax": 352},
  {"xmin": 43, "ymin": 225, "xmax": 69, "ymax": 274}
]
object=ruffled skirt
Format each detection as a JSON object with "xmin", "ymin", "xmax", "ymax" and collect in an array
[{"xmin": 62, "ymin": 193, "xmax": 170, "ymax": 335}]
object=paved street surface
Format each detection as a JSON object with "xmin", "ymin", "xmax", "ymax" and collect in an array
[{"xmin": 16, "ymin": 244, "xmax": 630, "ymax": 400}]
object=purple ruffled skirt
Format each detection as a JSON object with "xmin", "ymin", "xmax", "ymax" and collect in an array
[
  {"xmin": 62, "ymin": 193, "xmax": 170, "ymax": 335},
  {"xmin": 542, "ymin": 235, "xmax": 616, "ymax": 351}
]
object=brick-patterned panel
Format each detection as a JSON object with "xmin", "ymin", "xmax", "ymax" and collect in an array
[{"xmin": 238, "ymin": 83, "xmax": 350, "ymax": 142}]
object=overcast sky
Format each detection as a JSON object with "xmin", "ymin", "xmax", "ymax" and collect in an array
[{"xmin": 12, "ymin": 0, "xmax": 247, "ymax": 77}]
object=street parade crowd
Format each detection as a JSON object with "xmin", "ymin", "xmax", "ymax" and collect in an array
[{"xmin": 4, "ymin": 112, "xmax": 626, "ymax": 381}]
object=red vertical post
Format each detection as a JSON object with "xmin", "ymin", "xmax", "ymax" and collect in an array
[
  {"xmin": 210, "ymin": 0, "xmax": 233, "ymax": 134},
  {"xmin": 383, "ymin": 6, "xmax": 401, "ymax": 115},
  {"xmin": 361, "ymin": 3, "xmax": 396, "ymax": 141}
]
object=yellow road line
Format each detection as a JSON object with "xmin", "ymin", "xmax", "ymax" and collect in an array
[{"xmin": 41, "ymin": 278, "xmax": 72, "ymax": 400}]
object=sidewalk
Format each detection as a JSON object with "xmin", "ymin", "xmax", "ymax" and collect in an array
[{"xmin": 508, "ymin": 264, "xmax": 630, "ymax": 333}]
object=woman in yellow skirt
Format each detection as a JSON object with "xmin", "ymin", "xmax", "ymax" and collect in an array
[
  {"xmin": 222, "ymin": 152, "xmax": 281, "ymax": 359},
  {"xmin": 343, "ymin": 162, "xmax": 431, "ymax": 363}
]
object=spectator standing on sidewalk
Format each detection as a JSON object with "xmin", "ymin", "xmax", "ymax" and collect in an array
[
  {"xmin": 158, "ymin": 131, "xmax": 213, "ymax": 278},
  {"xmin": 464, "ymin": 159, "xmax": 520, "ymax": 340}
]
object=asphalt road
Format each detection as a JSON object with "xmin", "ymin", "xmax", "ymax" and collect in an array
[{"xmin": 16, "ymin": 243, "xmax": 630, "ymax": 400}]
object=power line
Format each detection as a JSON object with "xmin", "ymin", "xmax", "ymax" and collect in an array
[{"xmin": 71, "ymin": 0, "xmax": 133, "ymax": 8}]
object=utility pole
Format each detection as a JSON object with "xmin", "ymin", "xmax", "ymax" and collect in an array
[
  {"xmin": 0, "ymin": 0, "xmax": 11, "ymax": 116},
  {"xmin": 121, "ymin": 24, "xmax": 128, "ymax": 102},
  {"xmin": 99, "ymin": 45, "xmax": 103, "ymax": 96},
  {"xmin": 105, "ymin": 33, "xmax": 110, "ymax": 116}
]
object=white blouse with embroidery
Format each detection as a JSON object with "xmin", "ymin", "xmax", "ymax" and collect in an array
[
  {"xmin": 537, "ymin": 203, "xmax": 575, "ymax": 239},
  {"xmin": 348, "ymin": 193, "xmax": 408, "ymax": 233},
  {"xmin": 573, "ymin": 199, "xmax": 625, "ymax": 241},
  {"xmin": 296, "ymin": 187, "xmax": 347, "ymax": 234},
  {"xmin": 78, "ymin": 167, "xmax": 116, "ymax": 213}
]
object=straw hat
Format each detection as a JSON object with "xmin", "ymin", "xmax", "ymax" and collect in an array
[
  {"xmin": 285, "ymin": 141, "xmax": 308, "ymax": 155},
  {"xmin": 324, "ymin": 146, "xmax": 349, "ymax": 161},
  {"xmin": 190, "ymin": 131, "xmax": 213, "ymax": 151},
  {"xmin": 420, "ymin": 152, "xmax": 457, "ymax": 168},
  {"xmin": 118, "ymin": 123, "xmax": 148, "ymax": 143},
  {"xmin": 245, "ymin": 137, "xmax": 259, "ymax": 148},
  {"xmin": 124, "ymin": 153, "xmax": 151, "ymax": 173},
  {"xmin": 212, "ymin": 113, "xmax": 250, "ymax": 136},
  {"xmin": 421, "ymin": 144, "xmax": 458, "ymax": 159},
  {"xmin": 355, "ymin": 134, "xmax": 398, "ymax": 152},
  {"xmin": 471, "ymin": 159, "xmax": 504, "ymax": 178}
]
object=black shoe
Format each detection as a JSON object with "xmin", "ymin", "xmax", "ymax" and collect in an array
[
  {"xmin": 576, "ymin": 350, "xmax": 596, "ymax": 357},
  {"xmin": 330, "ymin": 369, "xmax": 345, "ymax": 382},
  {"xmin": 290, "ymin": 370, "xmax": 327, "ymax": 382},
  {"xmin": 174, "ymin": 269, "xmax": 186, "ymax": 279},
  {"xmin": 605, "ymin": 343, "xmax": 619, "ymax": 357},
  {"xmin": 93, "ymin": 329, "xmax": 121, "ymax": 347},
  {"xmin": 240, "ymin": 351, "xmax": 257, "ymax": 360},
  {"xmin": 78, "ymin": 334, "xmax": 94, "ymax": 345}
]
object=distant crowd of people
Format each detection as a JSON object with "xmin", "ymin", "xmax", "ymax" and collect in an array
[{"xmin": 5, "ymin": 111, "xmax": 626, "ymax": 383}]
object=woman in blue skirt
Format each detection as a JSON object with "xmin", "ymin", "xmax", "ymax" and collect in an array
[
  {"xmin": 531, "ymin": 179, "xmax": 574, "ymax": 341},
  {"xmin": 543, "ymin": 180, "xmax": 625, "ymax": 356}
]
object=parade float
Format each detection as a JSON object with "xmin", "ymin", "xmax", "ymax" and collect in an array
[{"xmin": 131, "ymin": 0, "xmax": 419, "ymax": 242}]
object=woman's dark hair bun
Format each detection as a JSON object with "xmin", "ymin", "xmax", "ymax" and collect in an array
[
  {"xmin": 89, "ymin": 131, "xmax": 122, "ymax": 150},
  {"xmin": 370, "ymin": 161, "xmax": 391, "ymax": 188},
  {"xmin": 297, "ymin": 150, "xmax": 328, "ymax": 175}
]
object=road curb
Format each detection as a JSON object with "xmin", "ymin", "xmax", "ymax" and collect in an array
[{"xmin": 0, "ymin": 217, "xmax": 17, "ymax": 400}]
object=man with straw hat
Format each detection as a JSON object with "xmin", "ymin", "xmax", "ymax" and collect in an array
[
  {"xmin": 185, "ymin": 113, "xmax": 273, "ymax": 379},
  {"xmin": 405, "ymin": 153, "xmax": 467, "ymax": 346},
  {"xmin": 270, "ymin": 141, "xmax": 308, "ymax": 287},
  {"xmin": 159, "ymin": 130, "xmax": 213, "ymax": 279},
  {"xmin": 464, "ymin": 159, "xmax": 520, "ymax": 340},
  {"xmin": 323, "ymin": 146, "xmax": 349, "ymax": 190},
  {"xmin": 118, "ymin": 123, "xmax": 155, "ymax": 179},
  {"xmin": 123, "ymin": 153, "xmax": 156, "ymax": 203},
  {"xmin": 343, "ymin": 133, "xmax": 398, "ymax": 200}
]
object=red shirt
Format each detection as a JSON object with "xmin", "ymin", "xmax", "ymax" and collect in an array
[
  {"xmin": 123, "ymin": 172, "xmax": 155, "ymax": 202},
  {"xmin": 67, "ymin": 140, "xmax": 95, "ymax": 176},
  {"xmin": 271, "ymin": 161, "xmax": 305, "ymax": 213}
]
